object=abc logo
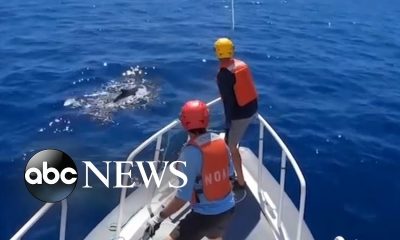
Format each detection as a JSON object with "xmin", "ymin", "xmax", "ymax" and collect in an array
[{"xmin": 24, "ymin": 149, "xmax": 78, "ymax": 202}]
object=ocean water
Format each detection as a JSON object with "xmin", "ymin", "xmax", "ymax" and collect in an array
[{"xmin": 1, "ymin": 0, "xmax": 400, "ymax": 239}]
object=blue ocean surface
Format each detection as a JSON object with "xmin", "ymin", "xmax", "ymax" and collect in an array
[{"xmin": 1, "ymin": 0, "xmax": 400, "ymax": 239}]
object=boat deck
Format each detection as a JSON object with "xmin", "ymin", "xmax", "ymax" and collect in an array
[
  {"xmin": 225, "ymin": 186, "xmax": 276, "ymax": 240},
  {"xmin": 152, "ymin": 185, "xmax": 276, "ymax": 240}
]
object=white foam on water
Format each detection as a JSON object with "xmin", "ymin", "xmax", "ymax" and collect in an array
[
  {"xmin": 64, "ymin": 65, "xmax": 157, "ymax": 122},
  {"xmin": 135, "ymin": 86, "xmax": 149, "ymax": 98},
  {"xmin": 84, "ymin": 91, "xmax": 108, "ymax": 97},
  {"xmin": 39, "ymin": 116, "xmax": 74, "ymax": 134},
  {"xmin": 64, "ymin": 98, "xmax": 77, "ymax": 106}
]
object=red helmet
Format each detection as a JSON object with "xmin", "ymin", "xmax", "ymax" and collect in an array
[{"xmin": 180, "ymin": 100, "xmax": 209, "ymax": 130}]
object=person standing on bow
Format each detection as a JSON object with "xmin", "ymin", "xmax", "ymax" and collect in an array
[
  {"xmin": 146, "ymin": 100, "xmax": 235, "ymax": 240},
  {"xmin": 214, "ymin": 37, "xmax": 258, "ymax": 189}
]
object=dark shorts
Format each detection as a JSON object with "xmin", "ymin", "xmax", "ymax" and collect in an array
[{"xmin": 170, "ymin": 207, "xmax": 235, "ymax": 240}]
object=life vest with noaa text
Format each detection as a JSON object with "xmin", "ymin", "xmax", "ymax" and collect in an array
[
  {"xmin": 221, "ymin": 58, "xmax": 258, "ymax": 107},
  {"xmin": 189, "ymin": 134, "xmax": 231, "ymax": 203}
]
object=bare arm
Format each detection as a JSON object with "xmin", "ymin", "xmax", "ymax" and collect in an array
[{"xmin": 160, "ymin": 197, "xmax": 187, "ymax": 219}]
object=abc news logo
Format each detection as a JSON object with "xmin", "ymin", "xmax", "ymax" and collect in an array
[
  {"xmin": 25, "ymin": 149, "xmax": 188, "ymax": 203},
  {"xmin": 24, "ymin": 149, "xmax": 78, "ymax": 203}
]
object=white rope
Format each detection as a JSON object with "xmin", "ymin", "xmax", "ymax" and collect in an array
[{"xmin": 231, "ymin": 0, "xmax": 235, "ymax": 30}]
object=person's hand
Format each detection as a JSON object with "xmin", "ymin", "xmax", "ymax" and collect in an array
[{"xmin": 145, "ymin": 214, "xmax": 165, "ymax": 237}]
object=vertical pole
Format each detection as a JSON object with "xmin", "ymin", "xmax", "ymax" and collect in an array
[
  {"xmin": 258, "ymin": 118, "xmax": 264, "ymax": 190},
  {"xmin": 277, "ymin": 151, "xmax": 287, "ymax": 229},
  {"xmin": 231, "ymin": 0, "xmax": 235, "ymax": 30},
  {"xmin": 296, "ymin": 182, "xmax": 306, "ymax": 240},
  {"xmin": 147, "ymin": 135, "xmax": 163, "ymax": 216},
  {"xmin": 116, "ymin": 157, "xmax": 132, "ymax": 236},
  {"xmin": 116, "ymin": 189, "xmax": 127, "ymax": 237},
  {"xmin": 59, "ymin": 200, "xmax": 67, "ymax": 240}
]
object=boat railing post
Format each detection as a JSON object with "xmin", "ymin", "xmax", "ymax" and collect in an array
[
  {"xmin": 116, "ymin": 188, "xmax": 127, "ymax": 237},
  {"xmin": 286, "ymin": 154, "xmax": 306, "ymax": 240},
  {"xmin": 296, "ymin": 171, "xmax": 306, "ymax": 240},
  {"xmin": 153, "ymin": 135, "xmax": 163, "ymax": 163},
  {"xmin": 258, "ymin": 117, "xmax": 264, "ymax": 191},
  {"xmin": 147, "ymin": 134, "xmax": 164, "ymax": 214},
  {"xmin": 59, "ymin": 200, "xmax": 67, "ymax": 240},
  {"xmin": 277, "ymin": 150, "xmax": 287, "ymax": 229},
  {"xmin": 116, "ymin": 158, "xmax": 134, "ymax": 236},
  {"xmin": 257, "ymin": 114, "xmax": 306, "ymax": 240},
  {"xmin": 115, "ymin": 122, "xmax": 179, "ymax": 237}
]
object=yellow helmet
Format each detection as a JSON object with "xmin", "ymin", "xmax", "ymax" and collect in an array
[{"xmin": 214, "ymin": 38, "xmax": 234, "ymax": 59}]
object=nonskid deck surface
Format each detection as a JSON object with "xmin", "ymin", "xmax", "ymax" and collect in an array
[
  {"xmin": 152, "ymin": 186, "xmax": 275, "ymax": 240},
  {"xmin": 225, "ymin": 186, "xmax": 276, "ymax": 240}
]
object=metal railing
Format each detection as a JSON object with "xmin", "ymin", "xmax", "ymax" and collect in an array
[
  {"xmin": 257, "ymin": 114, "xmax": 306, "ymax": 240},
  {"xmin": 115, "ymin": 97, "xmax": 307, "ymax": 240},
  {"xmin": 11, "ymin": 200, "xmax": 68, "ymax": 240},
  {"xmin": 12, "ymin": 97, "xmax": 307, "ymax": 240}
]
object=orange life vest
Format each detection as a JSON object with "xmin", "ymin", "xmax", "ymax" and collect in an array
[
  {"xmin": 189, "ymin": 134, "xmax": 231, "ymax": 202},
  {"xmin": 221, "ymin": 58, "xmax": 258, "ymax": 107}
]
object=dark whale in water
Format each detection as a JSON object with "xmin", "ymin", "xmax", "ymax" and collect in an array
[
  {"xmin": 113, "ymin": 87, "xmax": 139, "ymax": 102},
  {"xmin": 64, "ymin": 66, "xmax": 156, "ymax": 122}
]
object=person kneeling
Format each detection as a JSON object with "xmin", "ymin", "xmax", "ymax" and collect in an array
[{"xmin": 146, "ymin": 100, "xmax": 235, "ymax": 240}]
